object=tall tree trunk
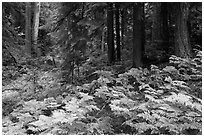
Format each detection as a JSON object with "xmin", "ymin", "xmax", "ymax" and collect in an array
[
  {"xmin": 25, "ymin": 2, "xmax": 32, "ymax": 57},
  {"xmin": 152, "ymin": 2, "xmax": 169, "ymax": 53},
  {"xmin": 141, "ymin": 3, "xmax": 145, "ymax": 59},
  {"xmin": 107, "ymin": 3, "xmax": 115, "ymax": 64},
  {"xmin": 152, "ymin": 3, "xmax": 162, "ymax": 44},
  {"xmin": 101, "ymin": 27, "xmax": 105, "ymax": 52},
  {"xmin": 167, "ymin": 3, "xmax": 175, "ymax": 55},
  {"xmin": 161, "ymin": 2, "xmax": 169, "ymax": 52},
  {"xmin": 132, "ymin": 3, "xmax": 144, "ymax": 68},
  {"xmin": 174, "ymin": 3, "xmax": 192, "ymax": 58},
  {"xmin": 121, "ymin": 8, "xmax": 126, "ymax": 48},
  {"xmin": 33, "ymin": 2, "xmax": 41, "ymax": 57},
  {"xmin": 115, "ymin": 3, "xmax": 121, "ymax": 61}
]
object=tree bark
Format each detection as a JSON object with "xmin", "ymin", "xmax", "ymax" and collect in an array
[
  {"xmin": 121, "ymin": 8, "xmax": 127, "ymax": 48},
  {"xmin": 141, "ymin": 3, "xmax": 145, "ymax": 58},
  {"xmin": 174, "ymin": 3, "xmax": 192, "ymax": 58},
  {"xmin": 132, "ymin": 3, "xmax": 144, "ymax": 68},
  {"xmin": 161, "ymin": 3, "xmax": 169, "ymax": 52},
  {"xmin": 25, "ymin": 2, "xmax": 32, "ymax": 57},
  {"xmin": 107, "ymin": 3, "xmax": 115, "ymax": 64},
  {"xmin": 115, "ymin": 3, "xmax": 121, "ymax": 61},
  {"xmin": 33, "ymin": 2, "xmax": 41, "ymax": 57},
  {"xmin": 101, "ymin": 27, "xmax": 105, "ymax": 52},
  {"xmin": 152, "ymin": 2, "xmax": 169, "ymax": 52},
  {"xmin": 152, "ymin": 3, "xmax": 162, "ymax": 44}
]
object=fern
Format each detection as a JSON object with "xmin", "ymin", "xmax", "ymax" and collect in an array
[{"xmin": 3, "ymin": 51, "xmax": 202, "ymax": 135}]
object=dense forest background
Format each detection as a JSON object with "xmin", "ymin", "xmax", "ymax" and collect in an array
[{"xmin": 2, "ymin": 2, "xmax": 202, "ymax": 135}]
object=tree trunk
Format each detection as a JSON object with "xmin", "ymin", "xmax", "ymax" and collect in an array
[
  {"xmin": 132, "ymin": 3, "xmax": 144, "ymax": 68},
  {"xmin": 161, "ymin": 3, "xmax": 169, "ymax": 52},
  {"xmin": 174, "ymin": 3, "xmax": 192, "ymax": 58},
  {"xmin": 101, "ymin": 27, "xmax": 105, "ymax": 52},
  {"xmin": 167, "ymin": 3, "xmax": 175, "ymax": 55},
  {"xmin": 152, "ymin": 3, "xmax": 162, "ymax": 44},
  {"xmin": 115, "ymin": 3, "xmax": 121, "ymax": 61},
  {"xmin": 107, "ymin": 3, "xmax": 115, "ymax": 64},
  {"xmin": 25, "ymin": 2, "xmax": 32, "ymax": 57},
  {"xmin": 121, "ymin": 8, "xmax": 126, "ymax": 48},
  {"xmin": 152, "ymin": 2, "xmax": 169, "ymax": 53},
  {"xmin": 141, "ymin": 3, "xmax": 145, "ymax": 58},
  {"xmin": 33, "ymin": 2, "xmax": 41, "ymax": 57}
]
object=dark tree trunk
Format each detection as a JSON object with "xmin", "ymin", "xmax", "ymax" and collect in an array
[
  {"xmin": 152, "ymin": 2, "xmax": 169, "ymax": 53},
  {"xmin": 152, "ymin": 3, "xmax": 162, "ymax": 44},
  {"xmin": 107, "ymin": 3, "xmax": 115, "ymax": 64},
  {"xmin": 121, "ymin": 8, "xmax": 126, "ymax": 48},
  {"xmin": 167, "ymin": 3, "xmax": 175, "ymax": 55},
  {"xmin": 115, "ymin": 3, "xmax": 121, "ymax": 61},
  {"xmin": 132, "ymin": 3, "xmax": 144, "ymax": 68},
  {"xmin": 25, "ymin": 2, "xmax": 32, "ymax": 57},
  {"xmin": 161, "ymin": 3, "xmax": 169, "ymax": 53},
  {"xmin": 101, "ymin": 27, "xmax": 105, "ymax": 52},
  {"xmin": 141, "ymin": 3, "xmax": 145, "ymax": 58},
  {"xmin": 174, "ymin": 3, "xmax": 192, "ymax": 58}
]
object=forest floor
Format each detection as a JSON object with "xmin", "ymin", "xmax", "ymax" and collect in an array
[{"xmin": 2, "ymin": 51, "xmax": 202, "ymax": 135}]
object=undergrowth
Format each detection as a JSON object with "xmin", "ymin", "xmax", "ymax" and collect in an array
[{"xmin": 2, "ymin": 50, "xmax": 202, "ymax": 135}]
